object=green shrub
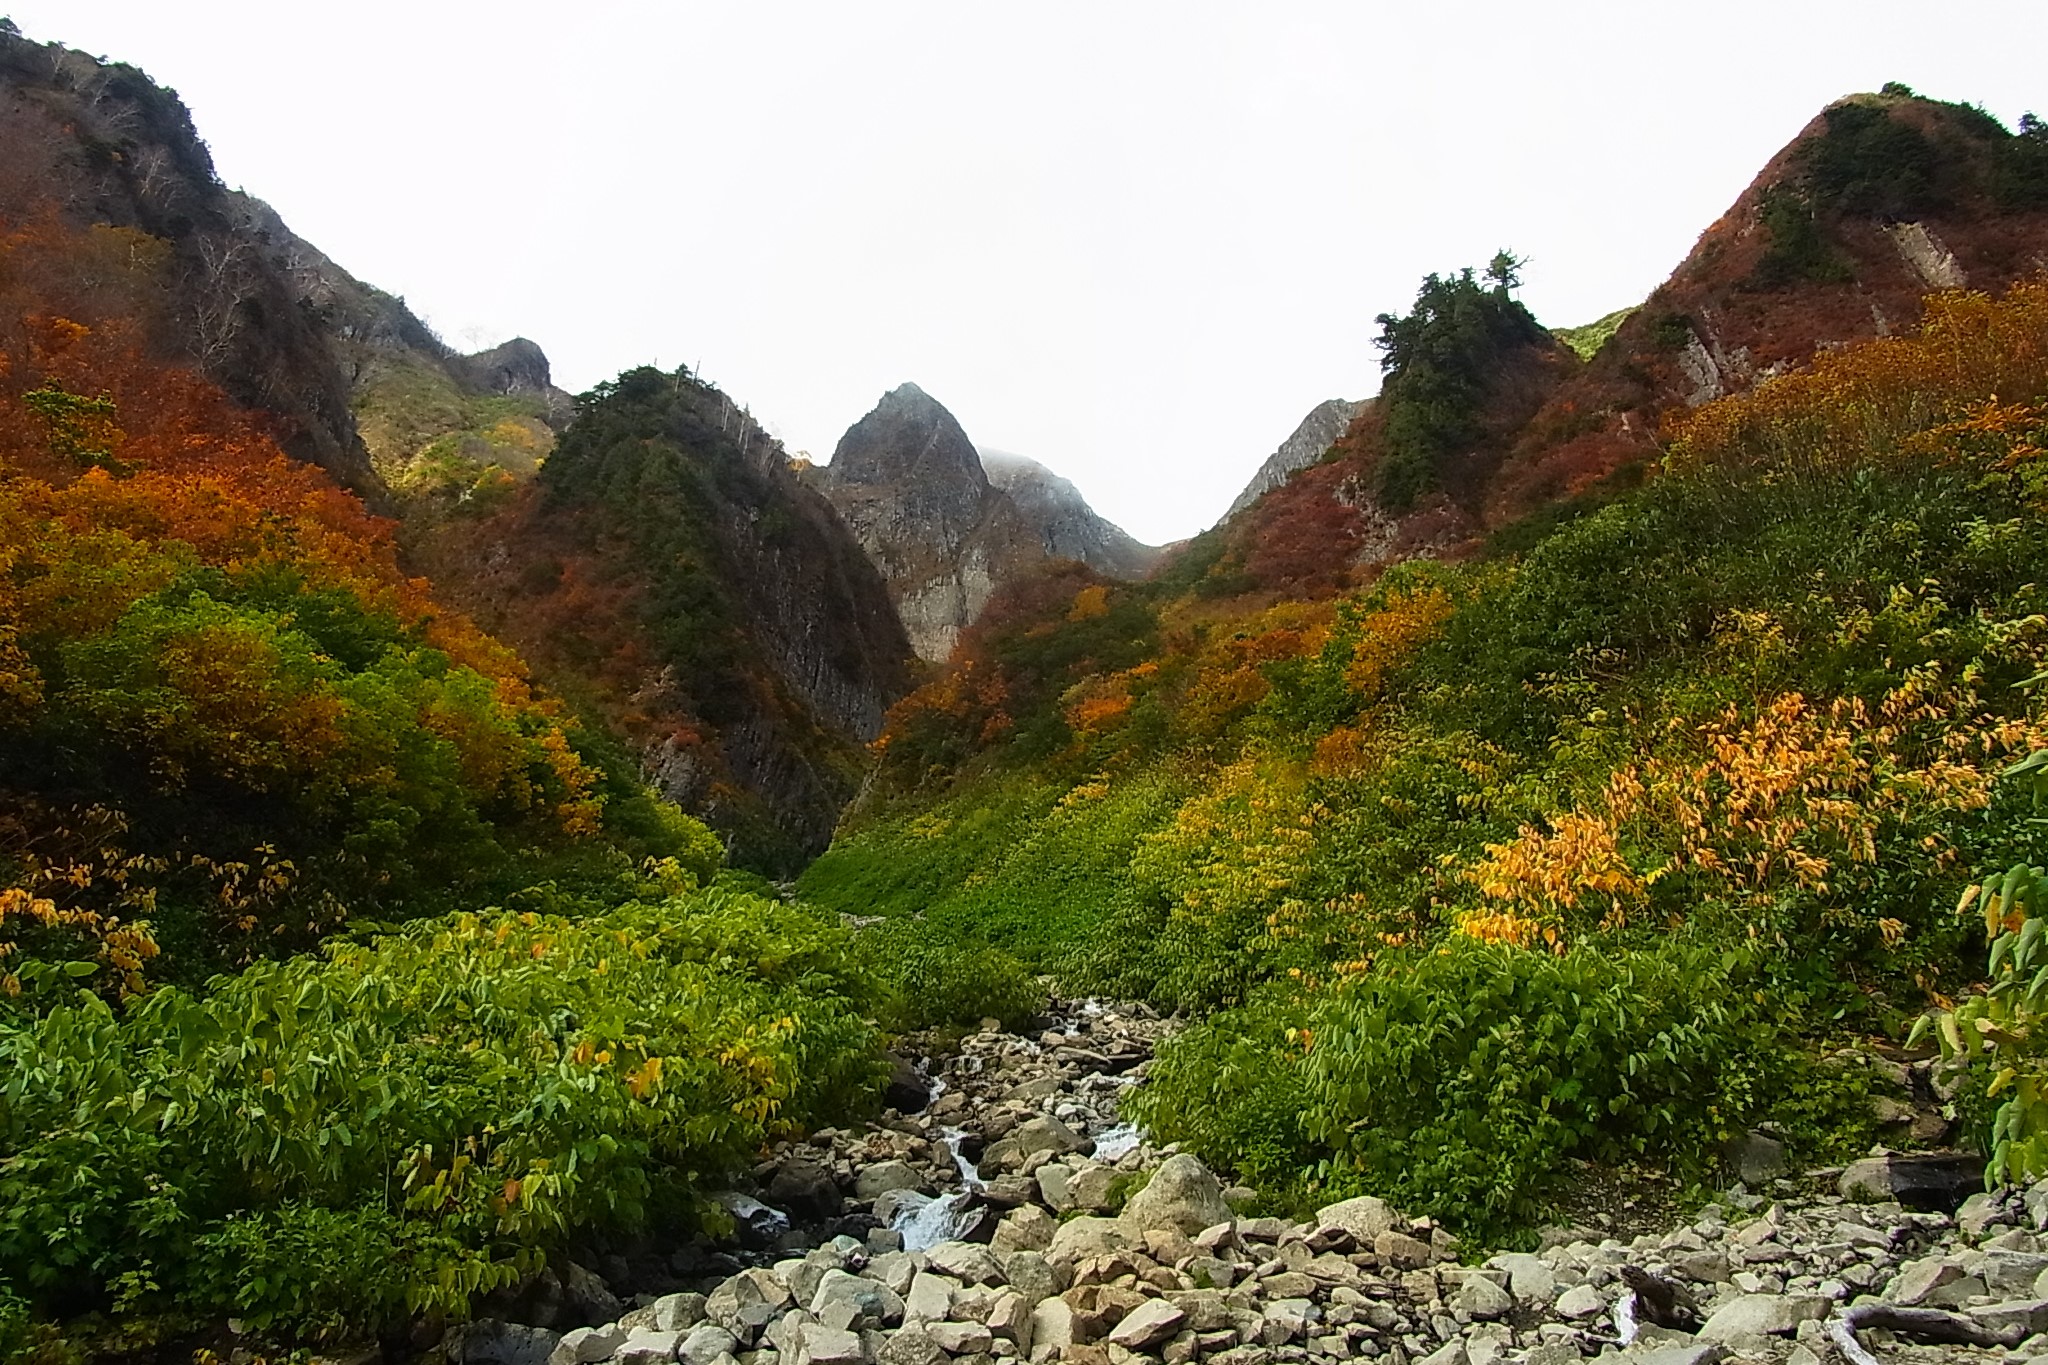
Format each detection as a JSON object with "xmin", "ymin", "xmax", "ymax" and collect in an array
[
  {"xmin": 856, "ymin": 920, "xmax": 1046, "ymax": 1033},
  {"xmin": 0, "ymin": 889, "xmax": 884, "ymax": 1340},
  {"xmin": 1129, "ymin": 939, "xmax": 1865, "ymax": 1242}
]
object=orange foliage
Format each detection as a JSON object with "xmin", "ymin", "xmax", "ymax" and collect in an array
[
  {"xmin": 1345, "ymin": 586, "xmax": 1455, "ymax": 699},
  {"xmin": 1667, "ymin": 281, "xmax": 2048, "ymax": 476}
]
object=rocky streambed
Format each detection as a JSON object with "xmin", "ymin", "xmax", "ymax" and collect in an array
[{"xmin": 437, "ymin": 1001, "xmax": 2048, "ymax": 1365}]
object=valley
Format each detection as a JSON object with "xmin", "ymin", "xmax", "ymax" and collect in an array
[{"xmin": 4, "ymin": 18, "xmax": 2048, "ymax": 1365}]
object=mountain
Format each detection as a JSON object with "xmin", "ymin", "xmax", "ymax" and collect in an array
[
  {"xmin": 406, "ymin": 368, "xmax": 913, "ymax": 869},
  {"xmin": 0, "ymin": 25, "xmax": 913, "ymax": 870},
  {"xmin": 0, "ymin": 25, "xmax": 380, "ymax": 496},
  {"xmin": 1216, "ymin": 88, "xmax": 2048, "ymax": 598},
  {"xmin": 816, "ymin": 384, "xmax": 1158, "ymax": 661},
  {"xmin": 1222, "ymin": 397, "xmax": 1367, "ymax": 519},
  {"xmin": 979, "ymin": 449, "xmax": 1162, "ymax": 578}
]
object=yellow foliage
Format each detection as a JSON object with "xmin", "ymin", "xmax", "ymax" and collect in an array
[
  {"xmin": 1347, "ymin": 586, "xmax": 1455, "ymax": 699},
  {"xmin": 1067, "ymin": 585, "xmax": 1110, "ymax": 622}
]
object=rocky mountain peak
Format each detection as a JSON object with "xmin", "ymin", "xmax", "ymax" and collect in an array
[{"xmin": 828, "ymin": 383, "xmax": 990, "ymax": 496}]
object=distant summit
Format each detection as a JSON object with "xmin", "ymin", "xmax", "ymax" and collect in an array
[
  {"xmin": 980, "ymin": 450, "xmax": 1161, "ymax": 580},
  {"xmin": 818, "ymin": 387, "xmax": 1159, "ymax": 661}
]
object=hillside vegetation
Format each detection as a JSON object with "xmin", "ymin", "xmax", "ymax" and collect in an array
[{"xmin": 803, "ymin": 279, "xmax": 2048, "ymax": 1234}]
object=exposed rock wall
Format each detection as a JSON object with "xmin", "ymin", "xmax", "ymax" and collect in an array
[
  {"xmin": 1224, "ymin": 398, "xmax": 1366, "ymax": 520},
  {"xmin": 821, "ymin": 386, "xmax": 1157, "ymax": 662}
]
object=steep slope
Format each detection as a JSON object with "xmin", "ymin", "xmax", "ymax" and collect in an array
[
  {"xmin": 1223, "ymin": 397, "xmax": 1366, "ymax": 519},
  {"xmin": 409, "ymin": 367, "xmax": 914, "ymax": 871},
  {"xmin": 0, "ymin": 24, "xmax": 379, "ymax": 497},
  {"xmin": 818, "ymin": 384, "xmax": 1158, "ymax": 661},
  {"xmin": 980, "ymin": 449, "xmax": 1161, "ymax": 578},
  {"xmin": 228, "ymin": 194, "xmax": 577, "ymax": 505},
  {"xmin": 1219, "ymin": 90, "xmax": 2048, "ymax": 598}
]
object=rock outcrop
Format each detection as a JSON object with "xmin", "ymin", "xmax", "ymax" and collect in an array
[
  {"xmin": 818, "ymin": 387, "xmax": 1157, "ymax": 662},
  {"xmin": 1223, "ymin": 399, "xmax": 1366, "ymax": 520}
]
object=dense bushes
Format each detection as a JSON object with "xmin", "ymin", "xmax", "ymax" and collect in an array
[
  {"xmin": 1128, "ymin": 939, "xmax": 1870, "ymax": 1242},
  {"xmin": 0, "ymin": 889, "xmax": 885, "ymax": 1341}
]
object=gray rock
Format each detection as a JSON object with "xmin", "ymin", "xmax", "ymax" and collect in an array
[
  {"xmin": 1621, "ymin": 1348, "xmax": 1727, "ymax": 1365},
  {"xmin": 448, "ymin": 1321, "xmax": 565, "ymax": 1365},
  {"xmin": 1034, "ymin": 1165, "xmax": 1075, "ymax": 1212},
  {"xmin": 1028, "ymin": 1297, "xmax": 1077, "ymax": 1354},
  {"xmin": 553, "ymin": 1326, "xmax": 629, "ymax": 1365},
  {"xmin": 856, "ymin": 1161, "xmax": 932, "ymax": 1202},
  {"xmin": 1000, "ymin": 1251, "xmax": 1060, "ymax": 1307},
  {"xmin": 1261, "ymin": 1299, "xmax": 1318, "ymax": 1344},
  {"xmin": 905, "ymin": 1272, "xmax": 959, "ymax": 1323},
  {"xmin": 1970, "ymin": 1300, "xmax": 2048, "ymax": 1338},
  {"xmin": 990, "ymin": 1205, "xmax": 1056, "ymax": 1255},
  {"xmin": 795, "ymin": 1323, "xmax": 866, "ymax": 1365},
  {"xmin": 1047, "ymin": 1216, "xmax": 1134, "ymax": 1263},
  {"xmin": 1696, "ymin": 1295, "xmax": 1830, "ymax": 1342},
  {"xmin": 1374, "ymin": 1230, "xmax": 1435, "ymax": 1270},
  {"xmin": 769, "ymin": 1157, "xmax": 844, "ymax": 1220},
  {"xmin": 1414, "ymin": 1341, "xmax": 1466, "ymax": 1365},
  {"xmin": 1120, "ymin": 1155, "xmax": 1233, "ymax": 1236},
  {"xmin": 1485, "ymin": 1253, "xmax": 1556, "ymax": 1303},
  {"xmin": 927, "ymin": 1322, "xmax": 994, "ymax": 1355},
  {"xmin": 1554, "ymin": 1285, "xmax": 1605, "ymax": 1320},
  {"xmin": 616, "ymin": 1328, "xmax": 682, "ymax": 1365},
  {"xmin": 927, "ymin": 1241, "xmax": 1006, "ymax": 1287},
  {"xmin": 986, "ymin": 1290, "xmax": 1035, "ymax": 1349},
  {"xmin": 656, "ymin": 1294, "xmax": 710, "ymax": 1333},
  {"xmin": 1453, "ymin": 1275, "xmax": 1512, "ymax": 1320},
  {"xmin": 1725, "ymin": 1132, "xmax": 1789, "ymax": 1188},
  {"xmin": 565, "ymin": 1264, "xmax": 627, "ymax": 1328},
  {"xmin": 1066, "ymin": 1164, "xmax": 1122, "ymax": 1213},
  {"xmin": 1314, "ymin": 1196, "xmax": 1399, "ymax": 1245},
  {"xmin": 864, "ymin": 1252, "xmax": 919, "ymax": 1298},
  {"xmin": 1108, "ymin": 1300, "xmax": 1188, "ymax": 1350},
  {"xmin": 679, "ymin": 1326, "xmax": 741, "ymax": 1365},
  {"xmin": 811, "ymin": 1269, "xmax": 904, "ymax": 1327},
  {"xmin": 877, "ymin": 1328, "xmax": 947, "ymax": 1365}
]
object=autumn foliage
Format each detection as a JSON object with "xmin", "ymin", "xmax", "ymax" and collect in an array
[{"xmin": 0, "ymin": 215, "xmax": 616, "ymax": 992}]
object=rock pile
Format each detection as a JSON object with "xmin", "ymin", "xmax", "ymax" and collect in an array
[{"xmin": 440, "ymin": 1003, "xmax": 2040, "ymax": 1365}]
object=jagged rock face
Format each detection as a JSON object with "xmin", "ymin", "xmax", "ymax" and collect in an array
[
  {"xmin": 981, "ymin": 451, "xmax": 1161, "ymax": 580},
  {"xmin": 231, "ymin": 195, "xmax": 577, "ymax": 434},
  {"xmin": 410, "ymin": 367, "xmax": 913, "ymax": 871},
  {"xmin": 0, "ymin": 30, "xmax": 381, "ymax": 499},
  {"xmin": 822, "ymin": 386, "xmax": 1157, "ymax": 662},
  {"xmin": 1224, "ymin": 398, "xmax": 1366, "ymax": 519}
]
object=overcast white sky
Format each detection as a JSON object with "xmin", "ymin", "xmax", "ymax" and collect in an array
[{"xmin": 8, "ymin": 2, "xmax": 2044, "ymax": 543}]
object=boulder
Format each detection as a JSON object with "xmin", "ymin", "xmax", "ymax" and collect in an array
[
  {"xmin": 885, "ymin": 1054, "xmax": 932, "ymax": 1113},
  {"xmin": 447, "ymin": 1321, "xmax": 564, "ymax": 1365},
  {"xmin": 1120, "ymin": 1156, "xmax": 1232, "ymax": 1236},
  {"xmin": 877, "ymin": 1327, "xmax": 946, "ymax": 1365},
  {"xmin": 904, "ymin": 1271, "xmax": 959, "ymax": 1323},
  {"xmin": 615, "ymin": 1328, "xmax": 682, "ymax": 1365},
  {"xmin": 769, "ymin": 1157, "xmax": 844, "ymax": 1220},
  {"xmin": 1453, "ymin": 1274, "xmax": 1513, "ymax": 1320},
  {"xmin": 927, "ymin": 1240, "xmax": 1007, "ymax": 1286},
  {"xmin": 1837, "ymin": 1153, "xmax": 1984, "ymax": 1211},
  {"xmin": 654, "ymin": 1293, "xmax": 708, "ymax": 1333},
  {"xmin": 991, "ymin": 1205, "xmax": 1056, "ymax": 1255},
  {"xmin": 1029, "ymin": 1296, "xmax": 1079, "ymax": 1354},
  {"xmin": 1048, "ymin": 1216, "xmax": 1135, "ymax": 1264},
  {"xmin": 855, "ymin": 1160, "xmax": 931, "ymax": 1202},
  {"xmin": 1108, "ymin": 1300, "xmax": 1187, "ymax": 1350},
  {"xmin": 795, "ymin": 1323, "xmax": 866, "ymax": 1365},
  {"xmin": 677, "ymin": 1327, "xmax": 739, "ymax": 1365},
  {"xmin": 1313, "ymin": 1196, "xmax": 1398, "ymax": 1244},
  {"xmin": 551, "ymin": 1326, "xmax": 627, "ymax": 1365},
  {"xmin": 1696, "ymin": 1294, "xmax": 1830, "ymax": 1341},
  {"xmin": 927, "ymin": 1321, "xmax": 994, "ymax": 1355},
  {"xmin": 1554, "ymin": 1285, "xmax": 1606, "ymax": 1320},
  {"xmin": 1968, "ymin": 1299, "xmax": 2048, "ymax": 1338},
  {"xmin": 811, "ymin": 1268, "xmax": 904, "ymax": 1326}
]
